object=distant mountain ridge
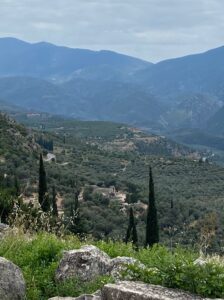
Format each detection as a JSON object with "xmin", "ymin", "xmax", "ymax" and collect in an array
[
  {"xmin": 133, "ymin": 45, "xmax": 224, "ymax": 99},
  {"xmin": 0, "ymin": 37, "xmax": 224, "ymax": 135},
  {"xmin": 0, "ymin": 37, "xmax": 151, "ymax": 81}
]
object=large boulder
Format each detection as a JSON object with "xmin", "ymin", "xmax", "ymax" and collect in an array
[
  {"xmin": 0, "ymin": 257, "xmax": 26, "ymax": 300},
  {"xmin": 101, "ymin": 281, "xmax": 223, "ymax": 300},
  {"xmin": 56, "ymin": 245, "xmax": 111, "ymax": 282},
  {"xmin": 49, "ymin": 281, "xmax": 224, "ymax": 300},
  {"xmin": 56, "ymin": 245, "xmax": 144, "ymax": 282}
]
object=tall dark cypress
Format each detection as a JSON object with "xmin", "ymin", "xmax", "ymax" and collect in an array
[
  {"xmin": 125, "ymin": 207, "xmax": 138, "ymax": 249},
  {"xmin": 14, "ymin": 176, "xmax": 20, "ymax": 197},
  {"xmin": 52, "ymin": 186, "xmax": 58, "ymax": 217},
  {"xmin": 145, "ymin": 167, "xmax": 159, "ymax": 247},
  {"xmin": 69, "ymin": 190, "xmax": 83, "ymax": 235},
  {"xmin": 38, "ymin": 154, "xmax": 50, "ymax": 212}
]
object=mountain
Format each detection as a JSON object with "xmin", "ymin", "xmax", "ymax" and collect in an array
[
  {"xmin": 0, "ymin": 37, "xmax": 150, "ymax": 81},
  {"xmin": 159, "ymin": 93, "xmax": 222, "ymax": 130},
  {"xmin": 0, "ymin": 77, "xmax": 72, "ymax": 114},
  {"xmin": 1, "ymin": 37, "xmax": 224, "ymax": 135},
  {"xmin": 133, "ymin": 46, "xmax": 224, "ymax": 100},
  {"xmin": 207, "ymin": 106, "xmax": 224, "ymax": 135},
  {"xmin": 0, "ymin": 77, "xmax": 164, "ymax": 127}
]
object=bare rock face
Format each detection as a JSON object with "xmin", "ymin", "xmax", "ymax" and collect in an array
[
  {"xmin": 56, "ymin": 245, "xmax": 111, "ymax": 282},
  {"xmin": 101, "ymin": 281, "xmax": 217, "ymax": 300},
  {"xmin": 56, "ymin": 245, "xmax": 144, "ymax": 283},
  {"xmin": 0, "ymin": 257, "xmax": 26, "ymax": 300}
]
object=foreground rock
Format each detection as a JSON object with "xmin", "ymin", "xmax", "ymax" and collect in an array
[
  {"xmin": 0, "ymin": 257, "xmax": 26, "ymax": 300},
  {"xmin": 56, "ymin": 245, "xmax": 143, "ymax": 282},
  {"xmin": 48, "ymin": 281, "xmax": 224, "ymax": 300},
  {"xmin": 102, "ymin": 281, "xmax": 223, "ymax": 300},
  {"xmin": 56, "ymin": 245, "xmax": 111, "ymax": 281},
  {"xmin": 49, "ymin": 290, "xmax": 101, "ymax": 300}
]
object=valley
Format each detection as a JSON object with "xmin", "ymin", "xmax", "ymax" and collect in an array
[{"xmin": 1, "ymin": 112, "xmax": 224, "ymax": 250}]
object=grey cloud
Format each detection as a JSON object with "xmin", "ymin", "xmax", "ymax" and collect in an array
[{"xmin": 0, "ymin": 0, "xmax": 224, "ymax": 61}]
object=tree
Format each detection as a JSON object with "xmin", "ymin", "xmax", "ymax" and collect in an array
[
  {"xmin": 145, "ymin": 167, "xmax": 159, "ymax": 247},
  {"xmin": 0, "ymin": 189, "xmax": 14, "ymax": 223},
  {"xmin": 38, "ymin": 154, "xmax": 50, "ymax": 212},
  {"xmin": 52, "ymin": 186, "xmax": 58, "ymax": 217},
  {"xmin": 14, "ymin": 176, "xmax": 20, "ymax": 197},
  {"xmin": 68, "ymin": 189, "xmax": 84, "ymax": 235},
  {"xmin": 125, "ymin": 207, "xmax": 138, "ymax": 250}
]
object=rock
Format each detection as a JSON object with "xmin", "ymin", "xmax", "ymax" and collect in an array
[
  {"xmin": 101, "ymin": 281, "xmax": 219, "ymax": 300},
  {"xmin": 194, "ymin": 258, "xmax": 207, "ymax": 266},
  {"xmin": 110, "ymin": 256, "xmax": 145, "ymax": 279},
  {"xmin": 56, "ymin": 245, "xmax": 111, "ymax": 282},
  {"xmin": 48, "ymin": 290, "xmax": 101, "ymax": 300},
  {"xmin": 56, "ymin": 245, "xmax": 145, "ymax": 283},
  {"xmin": 0, "ymin": 257, "xmax": 26, "ymax": 300}
]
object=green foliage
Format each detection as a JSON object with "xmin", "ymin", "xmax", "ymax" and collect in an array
[
  {"xmin": 2, "ymin": 112, "xmax": 224, "ymax": 249},
  {"xmin": 0, "ymin": 188, "xmax": 14, "ymax": 223},
  {"xmin": 146, "ymin": 167, "xmax": 159, "ymax": 247},
  {"xmin": 39, "ymin": 154, "xmax": 50, "ymax": 212},
  {"xmin": 2, "ymin": 232, "xmax": 223, "ymax": 299},
  {"xmin": 125, "ymin": 207, "xmax": 138, "ymax": 249},
  {"xmin": 51, "ymin": 186, "xmax": 58, "ymax": 217}
]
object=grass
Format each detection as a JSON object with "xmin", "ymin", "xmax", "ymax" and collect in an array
[{"xmin": 0, "ymin": 232, "xmax": 224, "ymax": 299}]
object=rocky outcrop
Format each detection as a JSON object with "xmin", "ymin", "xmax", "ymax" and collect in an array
[
  {"xmin": 56, "ymin": 245, "xmax": 143, "ymax": 282},
  {"xmin": 110, "ymin": 256, "xmax": 144, "ymax": 278},
  {"xmin": 0, "ymin": 257, "xmax": 26, "ymax": 300},
  {"xmin": 56, "ymin": 245, "xmax": 111, "ymax": 282},
  {"xmin": 49, "ymin": 290, "xmax": 101, "ymax": 300},
  {"xmin": 48, "ymin": 281, "xmax": 224, "ymax": 300},
  {"xmin": 102, "ymin": 281, "xmax": 206, "ymax": 300},
  {"xmin": 54, "ymin": 246, "xmax": 224, "ymax": 300}
]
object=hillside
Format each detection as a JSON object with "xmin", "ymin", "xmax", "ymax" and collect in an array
[
  {"xmin": 1, "ymin": 112, "xmax": 224, "ymax": 249},
  {"xmin": 207, "ymin": 106, "xmax": 224, "ymax": 135},
  {"xmin": 133, "ymin": 45, "xmax": 224, "ymax": 99},
  {"xmin": 0, "ymin": 113, "xmax": 39, "ymax": 172}
]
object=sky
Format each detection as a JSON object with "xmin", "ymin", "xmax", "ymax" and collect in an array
[{"xmin": 0, "ymin": 0, "xmax": 224, "ymax": 62}]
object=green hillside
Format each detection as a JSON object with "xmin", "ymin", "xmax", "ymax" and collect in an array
[{"xmin": 1, "ymin": 112, "xmax": 224, "ymax": 250}]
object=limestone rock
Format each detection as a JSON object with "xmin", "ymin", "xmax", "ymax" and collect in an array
[
  {"xmin": 101, "ymin": 281, "xmax": 217, "ymax": 300},
  {"xmin": 110, "ymin": 256, "xmax": 144, "ymax": 279},
  {"xmin": 0, "ymin": 256, "xmax": 26, "ymax": 300},
  {"xmin": 56, "ymin": 245, "xmax": 111, "ymax": 282},
  {"xmin": 194, "ymin": 258, "xmax": 207, "ymax": 266},
  {"xmin": 48, "ymin": 290, "xmax": 101, "ymax": 300}
]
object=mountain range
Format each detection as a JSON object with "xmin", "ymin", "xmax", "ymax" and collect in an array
[{"xmin": 0, "ymin": 37, "xmax": 224, "ymax": 140}]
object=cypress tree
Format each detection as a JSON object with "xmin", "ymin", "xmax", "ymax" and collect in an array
[
  {"xmin": 125, "ymin": 207, "xmax": 138, "ymax": 250},
  {"xmin": 52, "ymin": 186, "xmax": 58, "ymax": 217},
  {"xmin": 38, "ymin": 154, "xmax": 50, "ymax": 212},
  {"xmin": 145, "ymin": 167, "xmax": 159, "ymax": 247},
  {"xmin": 69, "ymin": 190, "xmax": 83, "ymax": 235},
  {"xmin": 14, "ymin": 176, "xmax": 20, "ymax": 197}
]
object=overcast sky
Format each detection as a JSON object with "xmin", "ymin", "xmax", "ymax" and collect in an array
[{"xmin": 0, "ymin": 0, "xmax": 224, "ymax": 62}]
